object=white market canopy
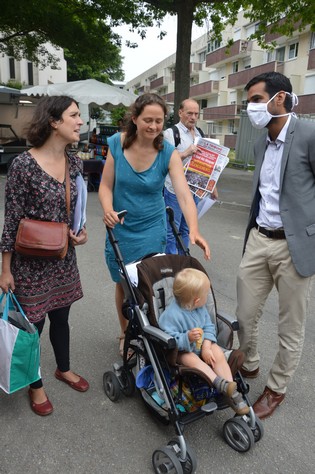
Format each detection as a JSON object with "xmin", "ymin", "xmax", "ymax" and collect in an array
[{"xmin": 21, "ymin": 79, "xmax": 137, "ymax": 109}]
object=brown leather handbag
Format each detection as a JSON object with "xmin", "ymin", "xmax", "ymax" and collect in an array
[{"xmin": 15, "ymin": 158, "xmax": 71, "ymax": 259}]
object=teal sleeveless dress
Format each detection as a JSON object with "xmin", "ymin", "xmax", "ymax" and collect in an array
[{"xmin": 105, "ymin": 133, "xmax": 174, "ymax": 282}]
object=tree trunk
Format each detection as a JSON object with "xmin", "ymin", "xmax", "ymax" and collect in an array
[{"xmin": 173, "ymin": 1, "xmax": 195, "ymax": 122}]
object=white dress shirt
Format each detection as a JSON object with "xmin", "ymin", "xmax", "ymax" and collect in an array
[
  {"xmin": 257, "ymin": 116, "xmax": 291, "ymax": 229},
  {"xmin": 164, "ymin": 122, "xmax": 202, "ymax": 194}
]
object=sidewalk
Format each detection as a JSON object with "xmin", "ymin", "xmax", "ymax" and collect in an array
[
  {"xmin": 217, "ymin": 166, "xmax": 253, "ymax": 211},
  {"xmin": 1, "ymin": 169, "xmax": 315, "ymax": 473}
]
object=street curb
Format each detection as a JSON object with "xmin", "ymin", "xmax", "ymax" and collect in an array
[{"xmin": 216, "ymin": 200, "xmax": 250, "ymax": 213}]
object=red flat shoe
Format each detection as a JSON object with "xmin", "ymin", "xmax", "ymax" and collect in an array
[
  {"xmin": 54, "ymin": 368, "xmax": 89, "ymax": 392},
  {"xmin": 28, "ymin": 389, "xmax": 53, "ymax": 416}
]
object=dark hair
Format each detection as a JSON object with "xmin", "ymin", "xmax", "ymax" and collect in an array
[
  {"xmin": 123, "ymin": 93, "xmax": 168, "ymax": 150},
  {"xmin": 245, "ymin": 72, "xmax": 293, "ymax": 112},
  {"xmin": 27, "ymin": 95, "xmax": 79, "ymax": 147}
]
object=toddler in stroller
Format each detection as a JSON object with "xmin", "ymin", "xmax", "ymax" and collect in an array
[
  {"xmin": 159, "ymin": 267, "xmax": 249, "ymax": 416},
  {"xmin": 103, "ymin": 214, "xmax": 263, "ymax": 473}
]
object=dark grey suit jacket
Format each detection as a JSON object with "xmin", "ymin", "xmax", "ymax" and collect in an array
[{"xmin": 244, "ymin": 116, "xmax": 315, "ymax": 277}]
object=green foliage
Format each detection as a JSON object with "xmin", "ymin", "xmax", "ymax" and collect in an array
[
  {"xmin": 64, "ymin": 49, "xmax": 124, "ymax": 83},
  {"xmin": 90, "ymin": 106, "xmax": 106, "ymax": 121},
  {"xmin": 0, "ymin": 0, "xmax": 154, "ymax": 77},
  {"xmin": 1, "ymin": 0, "xmax": 313, "ymax": 113},
  {"xmin": 110, "ymin": 106, "xmax": 128, "ymax": 126},
  {"xmin": 1, "ymin": 80, "xmax": 23, "ymax": 90}
]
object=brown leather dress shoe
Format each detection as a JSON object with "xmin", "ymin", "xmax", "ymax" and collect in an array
[
  {"xmin": 55, "ymin": 368, "xmax": 89, "ymax": 392},
  {"xmin": 240, "ymin": 366, "xmax": 260, "ymax": 378},
  {"xmin": 28, "ymin": 389, "xmax": 53, "ymax": 416},
  {"xmin": 253, "ymin": 386, "xmax": 285, "ymax": 420}
]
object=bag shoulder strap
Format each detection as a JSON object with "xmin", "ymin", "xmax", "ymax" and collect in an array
[
  {"xmin": 196, "ymin": 127, "xmax": 205, "ymax": 137},
  {"xmin": 172, "ymin": 125, "xmax": 181, "ymax": 148},
  {"xmin": 172, "ymin": 125, "xmax": 204, "ymax": 147},
  {"xmin": 65, "ymin": 156, "xmax": 70, "ymax": 218}
]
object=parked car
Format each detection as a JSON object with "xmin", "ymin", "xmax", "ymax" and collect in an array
[{"xmin": 0, "ymin": 124, "xmax": 30, "ymax": 170}]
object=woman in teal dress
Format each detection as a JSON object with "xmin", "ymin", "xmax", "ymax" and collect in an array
[{"xmin": 98, "ymin": 93, "xmax": 210, "ymax": 356}]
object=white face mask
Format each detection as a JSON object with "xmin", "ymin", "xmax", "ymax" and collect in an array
[{"xmin": 247, "ymin": 92, "xmax": 298, "ymax": 129}]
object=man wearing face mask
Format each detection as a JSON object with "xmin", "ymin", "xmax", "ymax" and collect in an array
[{"xmin": 236, "ymin": 71, "xmax": 315, "ymax": 420}]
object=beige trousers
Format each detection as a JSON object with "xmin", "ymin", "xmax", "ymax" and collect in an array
[{"xmin": 236, "ymin": 228, "xmax": 313, "ymax": 394}]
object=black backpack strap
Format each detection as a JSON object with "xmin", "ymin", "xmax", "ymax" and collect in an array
[
  {"xmin": 172, "ymin": 125, "xmax": 181, "ymax": 147},
  {"xmin": 196, "ymin": 126, "xmax": 205, "ymax": 137},
  {"xmin": 172, "ymin": 125, "xmax": 203, "ymax": 147}
]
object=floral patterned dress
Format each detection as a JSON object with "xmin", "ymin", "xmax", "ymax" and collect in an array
[{"xmin": 0, "ymin": 151, "xmax": 84, "ymax": 323}]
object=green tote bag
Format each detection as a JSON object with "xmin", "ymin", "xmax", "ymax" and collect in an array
[{"xmin": 0, "ymin": 291, "xmax": 41, "ymax": 394}]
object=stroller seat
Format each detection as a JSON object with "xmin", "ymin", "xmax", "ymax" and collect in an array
[{"xmin": 134, "ymin": 254, "xmax": 245, "ymax": 407}]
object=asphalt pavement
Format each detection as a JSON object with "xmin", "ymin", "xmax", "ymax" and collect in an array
[{"xmin": 0, "ymin": 167, "xmax": 314, "ymax": 474}]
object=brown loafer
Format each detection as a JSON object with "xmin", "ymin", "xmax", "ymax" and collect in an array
[
  {"xmin": 55, "ymin": 368, "xmax": 89, "ymax": 392},
  {"xmin": 28, "ymin": 389, "xmax": 53, "ymax": 416},
  {"xmin": 240, "ymin": 366, "xmax": 260, "ymax": 379},
  {"xmin": 253, "ymin": 386, "xmax": 285, "ymax": 420}
]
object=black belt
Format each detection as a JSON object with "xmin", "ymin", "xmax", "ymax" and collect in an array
[{"xmin": 254, "ymin": 223, "xmax": 286, "ymax": 239}]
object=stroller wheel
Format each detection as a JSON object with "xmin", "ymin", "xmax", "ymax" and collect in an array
[
  {"xmin": 152, "ymin": 446, "xmax": 183, "ymax": 474},
  {"xmin": 120, "ymin": 368, "xmax": 135, "ymax": 397},
  {"xmin": 223, "ymin": 417, "xmax": 255, "ymax": 452},
  {"xmin": 167, "ymin": 439, "xmax": 197, "ymax": 474},
  {"xmin": 103, "ymin": 371, "xmax": 121, "ymax": 402}
]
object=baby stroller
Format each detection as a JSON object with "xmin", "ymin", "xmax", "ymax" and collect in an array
[{"xmin": 103, "ymin": 209, "xmax": 264, "ymax": 473}]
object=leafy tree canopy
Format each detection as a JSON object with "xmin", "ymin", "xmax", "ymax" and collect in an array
[
  {"xmin": 1, "ymin": 1, "xmax": 314, "ymax": 104},
  {"xmin": 0, "ymin": 0, "xmax": 160, "ymax": 80}
]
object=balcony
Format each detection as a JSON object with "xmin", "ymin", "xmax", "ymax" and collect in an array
[
  {"xmin": 137, "ymin": 85, "xmax": 150, "ymax": 93},
  {"xmin": 224, "ymin": 134, "xmax": 237, "ymax": 149},
  {"xmin": 189, "ymin": 80, "xmax": 219, "ymax": 98},
  {"xmin": 228, "ymin": 61, "xmax": 284, "ymax": 89},
  {"xmin": 161, "ymin": 92, "xmax": 174, "ymax": 104},
  {"xmin": 264, "ymin": 18, "xmax": 301, "ymax": 43},
  {"xmin": 206, "ymin": 40, "xmax": 252, "ymax": 67},
  {"xmin": 190, "ymin": 62, "xmax": 202, "ymax": 74},
  {"xmin": 203, "ymin": 104, "xmax": 243, "ymax": 121},
  {"xmin": 295, "ymin": 94, "xmax": 315, "ymax": 115},
  {"xmin": 150, "ymin": 76, "xmax": 170, "ymax": 89},
  {"xmin": 308, "ymin": 48, "xmax": 315, "ymax": 70}
]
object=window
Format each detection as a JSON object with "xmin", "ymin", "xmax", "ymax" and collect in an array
[
  {"xmin": 232, "ymin": 61, "xmax": 239, "ymax": 73},
  {"xmin": 9, "ymin": 57, "xmax": 15, "ymax": 79},
  {"xmin": 267, "ymin": 50, "xmax": 275, "ymax": 62},
  {"xmin": 212, "ymin": 122, "xmax": 223, "ymax": 134},
  {"xmin": 28, "ymin": 62, "xmax": 33, "ymax": 85},
  {"xmin": 246, "ymin": 22, "xmax": 260, "ymax": 37},
  {"xmin": 243, "ymin": 58, "xmax": 251, "ymax": 69},
  {"xmin": 228, "ymin": 120, "xmax": 235, "ymax": 133},
  {"xmin": 310, "ymin": 32, "xmax": 315, "ymax": 50},
  {"xmin": 276, "ymin": 47, "xmax": 285, "ymax": 62},
  {"xmin": 199, "ymin": 50, "xmax": 206, "ymax": 62},
  {"xmin": 288, "ymin": 42, "xmax": 299, "ymax": 59},
  {"xmin": 200, "ymin": 99, "xmax": 207, "ymax": 109},
  {"xmin": 207, "ymin": 39, "xmax": 221, "ymax": 53},
  {"xmin": 233, "ymin": 28, "xmax": 241, "ymax": 41}
]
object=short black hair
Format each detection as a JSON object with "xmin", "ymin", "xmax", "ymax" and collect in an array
[{"xmin": 245, "ymin": 72, "xmax": 293, "ymax": 112}]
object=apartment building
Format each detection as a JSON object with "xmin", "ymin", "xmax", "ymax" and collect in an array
[
  {"xmin": 126, "ymin": 10, "xmax": 315, "ymax": 148},
  {"xmin": 0, "ymin": 42, "xmax": 66, "ymax": 87},
  {"xmin": 0, "ymin": 42, "xmax": 67, "ymax": 138}
]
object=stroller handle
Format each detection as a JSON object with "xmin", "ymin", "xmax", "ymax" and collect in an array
[{"xmin": 166, "ymin": 206, "xmax": 190, "ymax": 256}]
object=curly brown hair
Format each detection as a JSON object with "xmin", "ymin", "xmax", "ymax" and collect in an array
[
  {"xmin": 123, "ymin": 93, "xmax": 168, "ymax": 150},
  {"xmin": 26, "ymin": 95, "xmax": 79, "ymax": 147}
]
